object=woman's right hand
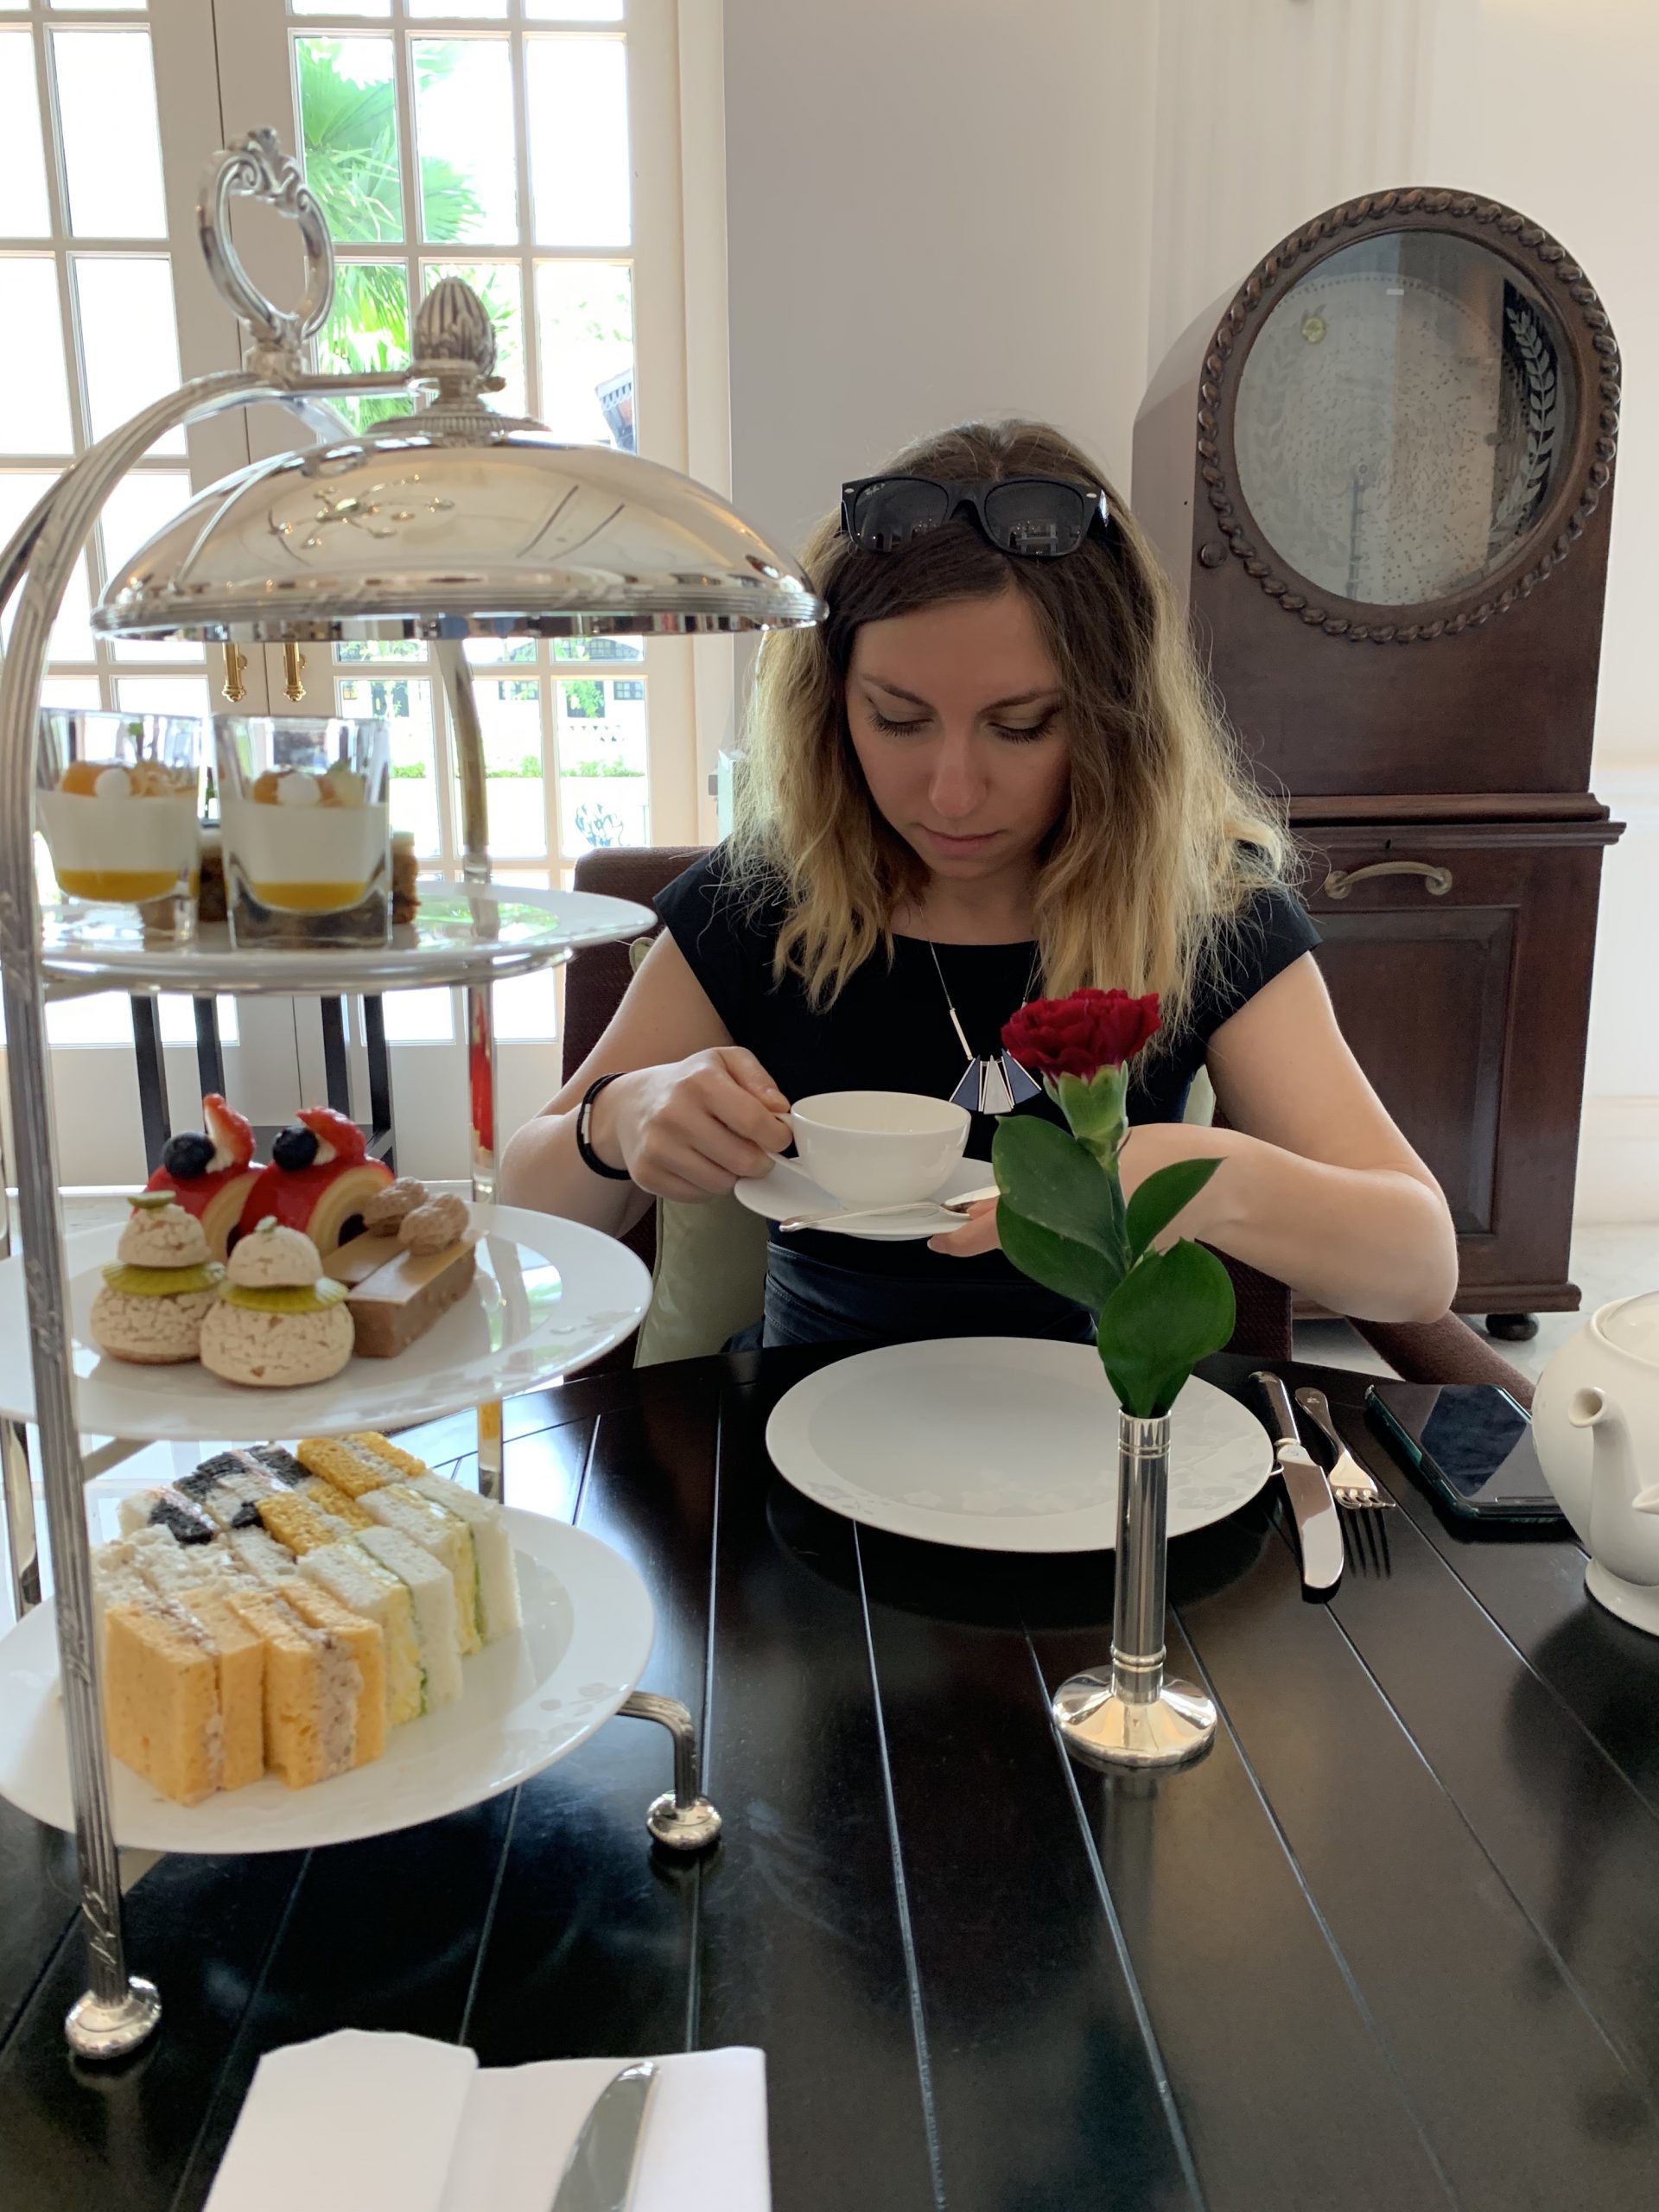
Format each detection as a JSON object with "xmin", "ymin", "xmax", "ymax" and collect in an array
[{"xmin": 593, "ymin": 1048, "xmax": 792, "ymax": 1202}]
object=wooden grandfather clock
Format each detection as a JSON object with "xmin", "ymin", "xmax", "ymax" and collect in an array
[{"xmin": 1133, "ymin": 187, "xmax": 1624, "ymax": 1336}]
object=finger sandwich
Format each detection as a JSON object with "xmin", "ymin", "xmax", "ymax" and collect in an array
[
  {"xmin": 223, "ymin": 1586, "xmax": 364, "ymax": 1789},
  {"xmin": 298, "ymin": 1538, "xmax": 423, "ymax": 1726},
  {"xmin": 351, "ymin": 1522, "xmax": 464, "ymax": 1708},
  {"xmin": 296, "ymin": 1430, "xmax": 429, "ymax": 1497},
  {"xmin": 359, "ymin": 1484, "xmax": 482, "ymax": 1655},
  {"xmin": 407, "ymin": 1475, "xmax": 521, "ymax": 1643}
]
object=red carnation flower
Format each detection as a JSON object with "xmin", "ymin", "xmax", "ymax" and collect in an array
[{"xmin": 1001, "ymin": 988, "xmax": 1161, "ymax": 1082}]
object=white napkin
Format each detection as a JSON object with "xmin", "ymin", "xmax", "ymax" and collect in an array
[{"xmin": 205, "ymin": 2028, "xmax": 770, "ymax": 2212}]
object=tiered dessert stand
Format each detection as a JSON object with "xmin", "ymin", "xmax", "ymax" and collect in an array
[{"xmin": 0, "ymin": 132, "xmax": 821, "ymax": 2057}]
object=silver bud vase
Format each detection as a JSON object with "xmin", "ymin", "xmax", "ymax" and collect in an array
[{"xmin": 1052, "ymin": 1408, "xmax": 1218, "ymax": 1769}]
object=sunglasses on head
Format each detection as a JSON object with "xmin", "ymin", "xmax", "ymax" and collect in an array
[{"xmin": 840, "ymin": 474, "xmax": 1111, "ymax": 559}]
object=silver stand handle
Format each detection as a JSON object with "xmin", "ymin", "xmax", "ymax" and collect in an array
[{"xmin": 618, "ymin": 1691, "xmax": 721, "ymax": 1851}]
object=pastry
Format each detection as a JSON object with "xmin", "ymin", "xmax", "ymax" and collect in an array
[
  {"xmin": 238, "ymin": 1108, "xmax": 393, "ymax": 1257},
  {"xmin": 359, "ymin": 1483, "xmax": 482, "ymax": 1656},
  {"xmin": 297, "ymin": 1540, "xmax": 423, "ymax": 1726},
  {"xmin": 351, "ymin": 1524, "xmax": 464, "ymax": 1709},
  {"xmin": 407, "ymin": 1474, "xmax": 522, "ymax": 1643},
  {"xmin": 325, "ymin": 1177, "xmax": 429, "ymax": 1286},
  {"xmin": 346, "ymin": 1194, "xmax": 477, "ymax": 1358},
  {"xmin": 90, "ymin": 1193, "xmax": 223, "ymax": 1365},
  {"xmin": 37, "ymin": 754, "xmax": 198, "ymax": 906},
  {"xmin": 198, "ymin": 1219, "xmax": 354, "ymax": 1389},
  {"xmin": 144, "ymin": 1095, "xmax": 264, "ymax": 1260}
]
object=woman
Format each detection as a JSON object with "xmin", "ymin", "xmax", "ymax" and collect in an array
[{"xmin": 500, "ymin": 420, "xmax": 1458, "ymax": 1347}]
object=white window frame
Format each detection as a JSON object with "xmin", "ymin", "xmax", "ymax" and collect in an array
[{"xmin": 10, "ymin": 0, "xmax": 732, "ymax": 1183}]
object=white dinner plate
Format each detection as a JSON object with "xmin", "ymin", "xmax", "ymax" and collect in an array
[
  {"xmin": 734, "ymin": 1156, "xmax": 995, "ymax": 1241},
  {"xmin": 0, "ymin": 1206, "xmax": 651, "ymax": 1442},
  {"xmin": 766, "ymin": 1338, "xmax": 1273, "ymax": 1552},
  {"xmin": 0, "ymin": 1508, "xmax": 653, "ymax": 1853}
]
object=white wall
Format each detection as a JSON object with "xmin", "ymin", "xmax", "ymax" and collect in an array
[
  {"xmin": 720, "ymin": 0, "xmax": 1659, "ymax": 1222},
  {"xmin": 722, "ymin": 0, "xmax": 1158, "ymax": 552}
]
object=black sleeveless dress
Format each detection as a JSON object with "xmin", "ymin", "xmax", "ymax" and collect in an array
[{"xmin": 654, "ymin": 848, "xmax": 1320, "ymax": 1348}]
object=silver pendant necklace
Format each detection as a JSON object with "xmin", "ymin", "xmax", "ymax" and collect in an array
[{"xmin": 927, "ymin": 940, "xmax": 1044, "ymax": 1116}]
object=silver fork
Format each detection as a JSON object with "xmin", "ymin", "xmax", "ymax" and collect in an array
[{"xmin": 1295, "ymin": 1386, "xmax": 1394, "ymax": 1577}]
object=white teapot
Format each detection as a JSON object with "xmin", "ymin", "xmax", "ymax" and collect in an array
[{"xmin": 1533, "ymin": 1292, "xmax": 1659, "ymax": 1634}]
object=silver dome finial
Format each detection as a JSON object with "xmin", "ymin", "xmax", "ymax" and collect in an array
[{"xmin": 413, "ymin": 277, "xmax": 498, "ymax": 379}]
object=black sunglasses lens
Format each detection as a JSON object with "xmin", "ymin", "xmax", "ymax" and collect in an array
[
  {"xmin": 851, "ymin": 479, "xmax": 952, "ymax": 551},
  {"xmin": 983, "ymin": 481, "xmax": 1090, "ymax": 556}
]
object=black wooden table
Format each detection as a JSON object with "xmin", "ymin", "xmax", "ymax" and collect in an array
[{"xmin": 5, "ymin": 1346, "xmax": 1659, "ymax": 2211}]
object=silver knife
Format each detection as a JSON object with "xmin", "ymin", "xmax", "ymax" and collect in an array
[
  {"xmin": 1253, "ymin": 1372, "xmax": 1343, "ymax": 1594},
  {"xmin": 550, "ymin": 2059, "xmax": 659, "ymax": 2212}
]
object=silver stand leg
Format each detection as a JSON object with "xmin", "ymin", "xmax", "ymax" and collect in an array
[
  {"xmin": 437, "ymin": 643, "xmax": 505, "ymax": 1504},
  {"xmin": 1052, "ymin": 1412, "xmax": 1217, "ymax": 1771},
  {"xmin": 618, "ymin": 1691, "xmax": 721, "ymax": 1851}
]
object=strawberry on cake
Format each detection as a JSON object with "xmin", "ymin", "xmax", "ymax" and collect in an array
[
  {"xmin": 238, "ymin": 1106, "xmax": 393, "ymax": 1257},
  {"xmin": 144, "ymin": 1095, "xmax": 264, "ymax": 1261}
]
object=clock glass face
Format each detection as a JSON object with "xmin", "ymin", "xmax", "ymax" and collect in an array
[{"xmin": 1232, "ymin": 230, "xmax": 1577, "ymax": 608}]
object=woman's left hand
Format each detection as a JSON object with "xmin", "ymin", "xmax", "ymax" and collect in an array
[{"xmin": 928, "ymin": 1197, "xmax": 1001, "ymax": 1257}]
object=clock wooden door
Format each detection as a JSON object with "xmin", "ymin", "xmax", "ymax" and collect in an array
[{"xmin": 1134, "ymin": 188, "xmax": 1624, "ymax": 1333}]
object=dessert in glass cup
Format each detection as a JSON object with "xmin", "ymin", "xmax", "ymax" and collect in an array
[
  {"xmin": 35, "ymin": 709, "xmax": 203, "ymax": 946},
  {"xmin": 214, "ymin": 716, "xmax": 392, "ymax": 948}
]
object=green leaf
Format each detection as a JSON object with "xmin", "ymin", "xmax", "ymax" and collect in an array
[
  {"xmin": 996, "ymin": 1204, "xmax": 1117, "ymax": 1313},
  {"xmin": 993, "ymin": 1118, "xmax": 1123, "ymax": 1267},
  {"xmin": 1096, "ymin": 1239, "xmax": 1236, "ymax": 1418},
  {"xmin": 1124, "ymin": 1156, "xmax": 1222, "ymax": 1262}
]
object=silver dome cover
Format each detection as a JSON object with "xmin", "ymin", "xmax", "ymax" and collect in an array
[{"xmin": 93, "ymin": 416, "xmax": 821, "ymax": 643}]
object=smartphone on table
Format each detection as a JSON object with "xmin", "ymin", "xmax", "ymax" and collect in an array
[{"xmin": 1364, "ymin": 1381, "xmax": 1564, "ymax": 1524}]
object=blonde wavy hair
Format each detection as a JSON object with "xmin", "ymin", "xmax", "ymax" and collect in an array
[{"xmin": 731, "ymin": 419, "xmax": 1290, "ymax": 1036}]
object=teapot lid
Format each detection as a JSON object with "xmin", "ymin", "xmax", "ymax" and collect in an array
[{"xmin": 1598, "ymin": 1291, "xmax": 1659, "ymax": 1363}]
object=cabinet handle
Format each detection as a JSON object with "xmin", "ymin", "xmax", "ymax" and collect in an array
[{"xmin": 1321, "ymin": 860, "xmax": 1453, "ymax": 901}]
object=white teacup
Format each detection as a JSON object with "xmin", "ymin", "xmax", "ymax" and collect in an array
[{"xmin": 787, "ymin": 1090, "xmax": 970, "ymax": 1206}]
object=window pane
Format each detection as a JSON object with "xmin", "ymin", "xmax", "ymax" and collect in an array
[
  {"xmin": 493, "ymin": 964, "xmax": 558, "ymax": 1042},
  {"xmin": 0, "ymin": 473, "xmax": 95, "ymax": 663},
  {"xmin": 336, "ymin": 638, "xmax": 425, "ymax": 662},
  {"xmin": 52, "ymin": 31, "xmax": 166, "ymax": 238},
  {"xmin": 41, "ymin": 677, "xmax": 103, "ymax": 709},
  {"xmin": 114, "ymin": 676, "xmax": 213, "ymax": 718},
  {"xmin": 471, "ymin": 676, "xmax": 545, "ymax": 855},
  {"xmin": 410, "ymin": 0, "xmax": 505, "ymax": 16},
  {"xmin": 339, "ymin": 672, "xmax": 440, "ymax": 856},
  {"xmin": 464, "ymin": 635, "xmax": 537, "ymax": 664},
  {"xmin": 526, "ymin": 39, "xmax": 630, "ymax": 246},
  {"xmin": 557, "ymin": 672, "xmax": 645, "ymax": 854},
  {"xmin": 380, "ymin": 988, "xmax": 455, "ymax": 1043},
  {"xmin": 296, "ymin": 37, "xmax": 404, "ymax": 245},
  {"xmin": 0, "ymin": 35, "xmax": 51, "ymax": 237},
  {"xmin": 551, "ymin": 634, "xmax": 643, "ymax": 662},
  {"xmin": 290, "ymin": 0, "xmax": 390, "ymax": 14},
  {"xmin": 49, "ymin": 0, "xmax": 143, "ymax": 9},
  {"xmin": 533, "ymin": 260, "xmax": 632, "ymax": 446},
  {"xmin": 525, "ymin": 0, "xmax": 624, "ymax": 19},
  {"xmin": 73, "ymin": 257, "xmax": 186, "ymax": 454},
  {"xmin": 424, "ymin": 262, "xmax": 524, "ymax": 418},
  {"xmin": 414, "ymin": 41, "xmax": 518, "ymax": 245},
  {"xmin": 101, "ymin": 473, "xmax": 203, "ymax": 663},
  {"xmin": 316, "ymin": 260, "xmax": 410, "ymax": 430},
  {"xmin": 0, "ymin": 260, "xmax": 73, "ymax": 454}
]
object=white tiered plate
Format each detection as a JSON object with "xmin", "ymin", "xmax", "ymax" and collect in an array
[
  {"xmin": 0, "ymin": 1507, "xmax": 654, "ymax": 1852},
  {"xmin": 766, "ymin": 1338, "xmax": 1273, "ymax": 1553},
  {"xmin": 40, "ymin": 880, "xmax": 653, "ymax": 999},
  {"xmin": 0, "ymin": 1206, "xmax": 650, "ymax": 1441}
]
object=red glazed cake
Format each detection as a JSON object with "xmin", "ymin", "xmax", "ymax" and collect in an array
[
  {"xmin": 144, "ymin": 1096, "xmax": 264, "ymax": 1261},
  {"xmin": 238, "ymin": 1107, "xmax": 393, "ymax": 1257}
]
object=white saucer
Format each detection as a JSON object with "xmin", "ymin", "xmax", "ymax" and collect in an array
[
  {"xmin": 766, "ymin": 1337, "xmax": 1273, "ymax": 1552},
  {"xmin": 0, "ymin": 1507, "xmax": 654, "ymax": 1852},
  {"xmin": 734, "ymin": 1156, "xmax": 995, "ymax": 1241}
]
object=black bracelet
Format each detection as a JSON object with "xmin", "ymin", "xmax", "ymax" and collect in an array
[{"xmin": 575, "ymin": 1072, "xmax": 632, "ymax": 1180}]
